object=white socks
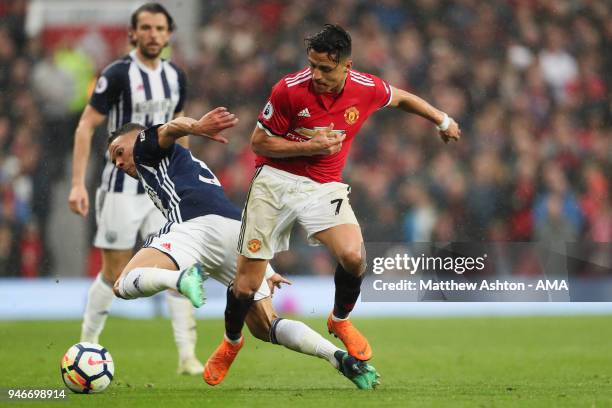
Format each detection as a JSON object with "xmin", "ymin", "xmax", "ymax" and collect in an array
[
  {"xmin": 271, "ymin": 318, "xmax": 341, "ymax": 369},
  {"xmin": 115, "ymin": 267, "xmax": 181, "ymax": 299},
  {"xmin": 81, "ymin": 273, "xmax": 115, "ymax": 344},
  {"xmin": 114, "ymin": 267, "xmax": 197, "ymax": 362},
  {"xmin": 166, "ymin": 291, "xmax": 198, "ymax": 361}
]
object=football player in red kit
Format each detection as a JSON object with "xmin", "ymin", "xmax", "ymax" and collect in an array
[{"xmin": 204, "ymin": 24, "xmax": 461, "ymax": 386}]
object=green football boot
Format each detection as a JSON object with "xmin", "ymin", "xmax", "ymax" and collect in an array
[
  {"xmin": 177, "ymin": 263, "xmax": 208, "ymax": 308},
  {"xmin": 335, "ymin": 351, "xmax": 381, "ymax": 390}
]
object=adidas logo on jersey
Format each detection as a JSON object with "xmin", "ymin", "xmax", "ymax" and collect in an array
[{"xmin": 298, "ymin": 108, "xmax": 310, "ymax": 118}]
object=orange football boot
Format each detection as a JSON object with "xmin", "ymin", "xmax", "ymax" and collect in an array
[
  {"xmin": 327, "ymin": 313, "xmax": 372, "ymax": 361},
  {"xmin": 203, "ymin": 336, "xmax": 244, "ymax": 386}
]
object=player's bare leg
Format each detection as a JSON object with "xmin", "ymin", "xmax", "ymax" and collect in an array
[
  {"xmin": 314, "ymin": 224, "xmax": 372, "ymax": 361},
  {"xmin": 244, "ymin": 297, "xmax": 278, "ymax": 341},
  {"xmin": 112, "ymin": 247, "xmax": 207, "ymax": 375},
  {"xmin": 81, "ymin": 249, "xmax": 132, "ymax": 344},
  {"xmin": 203, "ymin": 255, "xmax": 267, "ymax": 386}
]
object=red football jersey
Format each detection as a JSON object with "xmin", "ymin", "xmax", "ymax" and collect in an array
[{"xmin": 256, "ymin": 68, "xmax": 392, "ymax": 183}]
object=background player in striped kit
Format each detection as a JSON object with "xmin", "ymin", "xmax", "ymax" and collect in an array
[{"xmin": 67, "ymin": 3, "xmax": 202, "ymax": 375}]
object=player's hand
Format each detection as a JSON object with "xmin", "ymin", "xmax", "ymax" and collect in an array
[
  {"xmin": 267, "ymin": 273, "xmax": 292, "ymax": 296},
  {"xmin": 68, "ymin": 184, "xmax": 89, "ymax": 217},
  {"xmin": 308, "ymin": 123, "xmax": 345, "ymax": 156},
  {"xmin": 192, "ymin": 107, "xmax": 239, "ymax": 144},
  {"xmin": 439, "ymin": 118, "xmax": 461, "ymax": 144}
]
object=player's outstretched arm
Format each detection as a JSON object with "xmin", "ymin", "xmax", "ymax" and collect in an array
[
  {"xmin": 68, "ymin": 105, "xmax": 107, "ymax": 217},
  {"xmin": 388, "ymin": 86, "xmax": 461, "ymax": 143},
  {"xmin": 157, "ymin": 107, "xmax": 238, "ymax": 149},
  {"xmin": 251, "ymin": 123, "xmax": 345, "ymax": 158},
  {"xmin": 172, "ymin": 110, "xmax": 189, "ymax": 149}
]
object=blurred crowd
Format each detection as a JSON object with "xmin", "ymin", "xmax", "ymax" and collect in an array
[
  {"xmin": 0, "ymin": 0, "xmax": 47, "ymax": 276},
  {"xmin": 0, "ymin": 0, "xmax": 610, "ymax": 277}
]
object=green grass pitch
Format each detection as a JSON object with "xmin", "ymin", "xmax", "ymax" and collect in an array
[{"xmin": 1, "ymin": 316, "xmax": 611, "ymax": 407}]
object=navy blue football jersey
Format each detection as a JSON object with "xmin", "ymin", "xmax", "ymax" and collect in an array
[{"xmin": 133, "ymin": 125, "xmax": 241, "ymax": 223}]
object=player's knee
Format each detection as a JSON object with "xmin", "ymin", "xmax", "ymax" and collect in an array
[
  {"xmin": 101, "ymin": 268, "xmax": 116, "ymax": 285},
  {"xmin": 232, "ymin": 279, "xmax": 257, "ymax": 300},
  {"xmin": 101, "ymin": 250, "xmax": 132, "ymax": 284},
  {"xmin": 337, "ymin": 247, "xmax": 366, "ymax": 275},
  {"xmin": 101, "ymin": 262, "xmax": 124, "ymax": 284}
]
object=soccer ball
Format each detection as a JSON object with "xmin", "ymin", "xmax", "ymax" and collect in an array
[{"xmin": 60, "ymin": 342, "xmax": 114, "ymax": 394}]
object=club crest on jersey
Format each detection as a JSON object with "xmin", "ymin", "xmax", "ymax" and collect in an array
[
  {"xmin": 161, "ymin": 242, "xmax": 172, "ymax": 251},
  {"xmin": 344, "ymin": 107, "xmax": 359, "ymax": 125},
  {"xmin": 247, "ymin": 239, "xmax": 262, "ymax": 253},
  {"xmin": 95, "ymin": 76, "xmax": 108, "ymax": 94},
  {"xmin": 262, "ymin": 101, "xmax": 273, "ymax": 120}
]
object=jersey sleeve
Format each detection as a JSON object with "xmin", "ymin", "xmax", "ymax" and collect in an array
[
  {"xmin": 257, "ymin": 80, "xmax": 292, "ymax": 137},
  {"xmin": 133, "ymin": 124, "xmax": 173, "ymax": 166},
  {"xmin": 174, "ymin": 66, "xmax": 187, "ymax": 114},
  {"xmin": 89, "ymin": 63, "xmax": 123, "ymax": 115},
  {"xmin": 370, "ymin": 74, "xmax": 393, "ymax": 111}
]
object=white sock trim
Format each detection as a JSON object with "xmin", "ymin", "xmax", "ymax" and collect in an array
[
  {"xmin": 224, "ymin": 333, "xmax": 243, "ymax": 345},
  {"xmin": 331, "ymin": 314, "xmax": 350, "ymax": 322}
]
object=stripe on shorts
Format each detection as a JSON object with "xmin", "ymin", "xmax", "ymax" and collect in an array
[
  {"xmin": 143, "ymin": 221, "xmax": 173, "ymax": 247},
  {"xmin": 237, "ymin": 166, "xmax": 264, "ymax": 252}
]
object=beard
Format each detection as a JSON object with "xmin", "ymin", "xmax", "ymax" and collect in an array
[{"xmin": 138, "ymin": 42, "xmax": 165, "ymax": 59}]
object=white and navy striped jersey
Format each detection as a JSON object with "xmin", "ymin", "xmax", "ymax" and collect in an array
[
  {"xmin": 133, "ymin": 125, "xmax": 241, "ymax": 223},
  {"xmin": 90, "ymin": 50, "xmax": 186, "ymax": 194}
]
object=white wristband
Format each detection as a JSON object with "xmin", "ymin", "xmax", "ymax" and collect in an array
[{"xmin": 436, "ymin": 113, "xmax": 450, "ymax": 131}]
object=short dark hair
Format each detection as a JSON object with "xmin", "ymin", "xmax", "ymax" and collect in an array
[
  {"xmin": 305, "ymin": 24, "xmax": 352, "ymax": 64},
  {"xmin": 108, "ymin": 123, "xmax": 145, "ymax": 146},
  {"xmin": 131, "ymin": 2, "xmax": 175, "ymax": 32}
]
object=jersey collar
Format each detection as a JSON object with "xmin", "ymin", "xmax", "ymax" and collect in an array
[{"xmin": 130, "ymin": 50, "xmax": 163, "ymax": 74}]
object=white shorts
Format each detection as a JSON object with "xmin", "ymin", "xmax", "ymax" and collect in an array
[
  {"xmin": 94, "ymin": 188, "xmax": 166, "ymax": 250},
  {"xmin": 144, "ymin": 215, "xmax": 271, "ymax": 301},
  {"xmin": 238, "ymin": 165, "xmax": 359, "ymax": 260}
]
